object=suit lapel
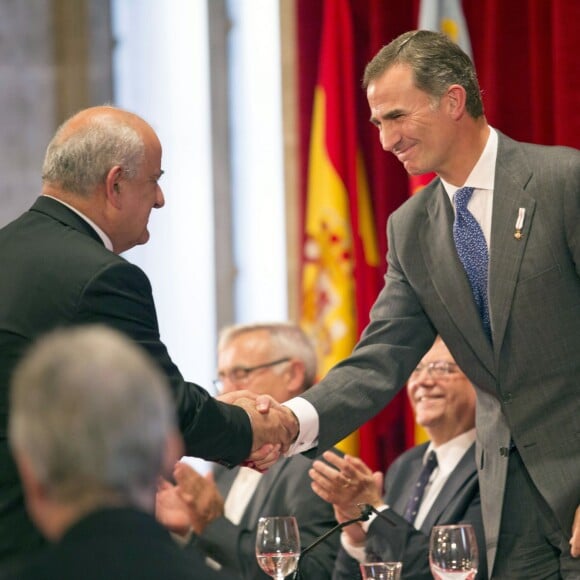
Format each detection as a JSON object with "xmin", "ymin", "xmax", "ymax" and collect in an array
[
  {"xmin": 240, "ymin": 459, "xmax": 289, "ymax": 527},
  {"xmin": 488, "ymin": 135, "xmax": 535, "ymax": 359},
  {"xmin": 419, "ymin": 444, "xmax": 477, "ymax": 533},
  {"xmin": 214, "ymin": 464, "xmax": 239, "ymax": 499},
  {"xmin": 420, "ymin": 185, "xmax": 494, "ymax": 376}
]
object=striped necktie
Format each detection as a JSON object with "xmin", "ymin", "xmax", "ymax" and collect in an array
[{"xmin": 403, "ymin": 450, "xmax": 438, "ymax": 524}]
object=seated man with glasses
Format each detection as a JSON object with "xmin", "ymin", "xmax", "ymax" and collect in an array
[
  {"xmin": 157, "ymin": 322, "xmax": 340, "ymax": 579},
  {"xmin": 309, "ymin": 336, "xmax": 487, "ymax": 579}
]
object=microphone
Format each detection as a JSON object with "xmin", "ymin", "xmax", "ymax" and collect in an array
[
  {"xmin": 294, "ymin": 504, "xmax": 381, "ymax": 579},
  {"xmin": 356, "ymin": 503, "xmax": 397, "ymax": 527}
]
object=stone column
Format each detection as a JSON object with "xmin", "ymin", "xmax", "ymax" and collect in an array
[{"xmin": 0, "ymin": 0, "xmax": 112, "ymax": 227}]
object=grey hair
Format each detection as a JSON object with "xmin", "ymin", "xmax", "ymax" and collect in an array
[
  {"xmin": 41, "ymin": 107, "xmax": 145, "ymax": 196},
  {"xmin": 218, "ymin": 322, "xmax": 318, "ymax": 391},
  {"xmin": 363, "ymin": 30, "xmax": 484, "ymax": 118},
  {"xmin": 9, "ymin": 325, "xmax": 176, "ymax": 506}
]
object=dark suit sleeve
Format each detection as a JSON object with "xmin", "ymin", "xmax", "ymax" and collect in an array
[
  {"xmin": 365, "ymin": 491, "xmax": 487, "ymax": 579},
  {"xmin": 365, "ymin": 509, "xmax": 432, "ymax": 579},
  {"xmin": 301, "ymin": 213, "xmax": 437, "ymax": 455},
  {"xmin": 332, "ymin": 545, "xmax": 363, "ymax": 580},
  {"xmin": 192, "ymin": 516, "xmax": 246, "ymax": 574},
  {"xmin": 76, "ymin": 260, "xmax": 252, "ymax": 465}
]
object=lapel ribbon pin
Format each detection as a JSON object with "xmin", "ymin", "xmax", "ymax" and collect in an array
[{"xmin": 514, "ymin": 207, "xmax": 525, "ymax": 240}]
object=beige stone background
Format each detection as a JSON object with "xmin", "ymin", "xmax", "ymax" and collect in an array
[{"xmin": 0, "ymin": 0, "xmax": 112, "ymax": 227}]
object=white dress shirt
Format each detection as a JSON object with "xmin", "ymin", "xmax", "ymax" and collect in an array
[
  {"xmin": 342, "ymin": 429, "xmax": 476, "ymax": 562},
  {"xmin": 223, "ymin": 466, "xmax": 263, "ymax": 525}
]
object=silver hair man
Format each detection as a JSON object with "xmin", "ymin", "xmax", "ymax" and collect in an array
[
  {"xmin": 41, "ymin": 106, "xmax": 145, "ymax": 197},
  {"xmin": 9, "ymin": 325, "xmax": 182, "ymax": 540},
  {"xmin": 218, "ymin": 322, "xmax": 318, "ymax": 391}
]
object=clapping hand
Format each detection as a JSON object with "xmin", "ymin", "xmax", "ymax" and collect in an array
[
  {"xmin": 172, "ymin": 461, "xmax": 224, "ymax": 533},
  {"xmin": 309, "ymin": 450, "xmax": 383, "ymax": 519},
  {"xmin": 155, "ymin": 476, "xmax": 193, "ymax": 537},
  {"xmin": 155, "ymin": 462, "xmax": 225, "ymax": 537}
]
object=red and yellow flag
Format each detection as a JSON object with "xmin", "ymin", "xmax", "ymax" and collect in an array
[{"xmin": 300, "ymin": 0, "xmax": 380, "ymax": 457}]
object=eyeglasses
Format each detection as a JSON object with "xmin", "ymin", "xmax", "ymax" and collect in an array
[
  {"xmin": 212, "ymin": 357, "xmax": 290, "ymax": 390},
  {"xmin": 410, "ymin": 361, "xmax": 458, "ymax": 378}
]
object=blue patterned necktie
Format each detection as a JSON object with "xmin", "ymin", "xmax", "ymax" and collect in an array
[
  {"xmin": 403, "ymin": 450, "xmax": 438, "ymax": 524},
  {"xmin": 453, "ymin": 186, "xmax": 491, "ymax": 337}
]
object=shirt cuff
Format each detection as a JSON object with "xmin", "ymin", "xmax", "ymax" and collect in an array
[
  {"xmin": 361, "ymin": 504, "xmax": 389, "ymax": 533},
  {"xmin": 340, "ymin": 531, "xmax": 367, "ymax": 562},
  {"xmin": 283, "ymin": 397, "xmax": 319, "ymax": 455}
]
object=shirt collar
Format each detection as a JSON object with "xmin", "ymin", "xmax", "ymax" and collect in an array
[
  {"xmin": 425, "ymin": 428, "xmax": 476, "ymax": 476},
  {"xmin": 441, "ymin": 126, "xmax": 498, "ymax": 203},
  {"xmin": 43, "ymin": 194, "xmax": 114, "ymax": 252}
]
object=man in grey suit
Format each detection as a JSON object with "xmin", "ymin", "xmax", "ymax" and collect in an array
[
  {"xmin": 157, "ymin": 323, "xmax": 339, "ymax": 579},
  {"xmin": 250, "ymin": 31, "xmax": 580, "ymax": 578},
  {"xmin": 311, "ymin": 337, "xmax": 486, "ymax": 579}
]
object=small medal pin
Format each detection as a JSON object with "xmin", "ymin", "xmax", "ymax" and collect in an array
[{"xmin": 514, "ymin": 207, "xmax": 525, "ymax": 240}]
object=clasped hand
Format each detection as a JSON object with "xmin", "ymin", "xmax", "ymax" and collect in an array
[{"xmin": 218, "ymin": 390, "xmax": 299, "ymax": 471}]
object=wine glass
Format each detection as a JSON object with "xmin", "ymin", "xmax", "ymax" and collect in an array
[
  {"xmin": 255, "ymin": 516, "xmax": 300, "ymax": 580},
  {"xmin": 429, "ymin": 524, "xmax": 478, "ymax": 579},
  {"xmin": 359, "ymin": 561, "xmax": 403, "ymax": 579}
]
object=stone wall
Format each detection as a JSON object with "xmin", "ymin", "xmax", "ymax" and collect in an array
[{"xmin": 0, "ymin": 0, "xmax": 112, "ymax": 227}]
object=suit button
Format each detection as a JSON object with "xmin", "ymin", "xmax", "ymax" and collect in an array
[
  {"xmin": 499, "ymin": 447, "xmax": 510, "ymax": 457},
  {"xmin": 502, "ymin": 392, "xmax": 512, "ymax": 404}
]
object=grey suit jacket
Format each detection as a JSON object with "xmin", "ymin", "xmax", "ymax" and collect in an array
[
  {"xmin": 333, "ymin": 443, "xmax": 486, "ymax": 579},
  {"xmin": 301, "ymin": 133, "xmax": 580, "ymax": 572},
  {"xmin": 195, "ymin": 454, "xmax": 339, "ymax": 579}
]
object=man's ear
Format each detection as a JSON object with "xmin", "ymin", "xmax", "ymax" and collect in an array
[
  {"xmin": 104, "ymin": 166, "xmax": 124, "ymax": 209},
  {"xmin": 285, "ymin": 359, "xmax": 306, "ymax": 395},
  {"xmin": 445, "ymin": 84, "xmax": 467, "ymax": 120},
  {"xmin": 14, "ymin": 452, "xmax": 47, "ymax": 520}
]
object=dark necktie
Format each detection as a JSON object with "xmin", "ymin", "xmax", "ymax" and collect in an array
[
  {"xmin": 453, "ymin": 186, "xmax": 491, "ymax": 337},
  {"xmin": 403, "ymin": 450, "xmax": 438, "ymax": 524}
]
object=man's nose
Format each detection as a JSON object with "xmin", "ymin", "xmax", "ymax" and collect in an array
[
  {"xmin": 222, "ymin": 377, "xmax": 244, "ymax": 393},
  {"xmin": 379, "ymin": 125, "xmax": 399, "ymax": 152},
  {"xmin": 154, "ymin": 186, "xmax": 165, "ymax": 208},
  {"xmin": 411, "ymin": 368, "xmax": 437, "ymax": 385}
]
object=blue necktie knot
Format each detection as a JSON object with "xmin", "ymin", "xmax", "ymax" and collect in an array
[{"xmin": 454, "ymin": 186, "xmax": 475, "ymax": 211}]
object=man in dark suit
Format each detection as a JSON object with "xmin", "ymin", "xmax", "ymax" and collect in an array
[
  {"xmin": 250, "ymin": 31, "xmax": 580, "ymax": 578},
  {"xmin": 0, "ymin": 106, "xmax": 292, "ymax": 566},
  {"xmin": 310, "ymin": 337, "xmax": 485, "ymax": 579},
  {"xmin": 158, "ymin": 323, "xmax": 339, "ymax": 579},
  {"xmin": 6, "ymin": 325, "xmax": 226, "ymax": 580}
]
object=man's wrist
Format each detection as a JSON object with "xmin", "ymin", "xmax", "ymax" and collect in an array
[
  {"xmin": 286, "ymin": 407, "xmax": 300, "ymax": 444},
  {"xmin": 171, "ymin": 526, "xmax": 194, "ymax": 547}
]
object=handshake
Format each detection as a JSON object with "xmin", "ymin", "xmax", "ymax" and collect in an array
[{"xmin": 218, "ymin": 390, "xmax": 301, "ymax": 471}]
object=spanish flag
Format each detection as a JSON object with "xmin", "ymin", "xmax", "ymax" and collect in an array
[{"xmin": 300, "ymin": 0, "xmax": 380, "ymax": 457}]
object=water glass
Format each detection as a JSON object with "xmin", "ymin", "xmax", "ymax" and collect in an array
[{"xmin": 359, "ymin": 561, "xmax": 403, "ymax": 579}]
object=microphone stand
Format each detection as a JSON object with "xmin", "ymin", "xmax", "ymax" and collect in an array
[
  {"xmin": 357, "ymin": 503, "xmax": 397, "ymax": 527},
  {"xmin": 294, "ymin": 504, "xmax": 395, "ymax": 579}
]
